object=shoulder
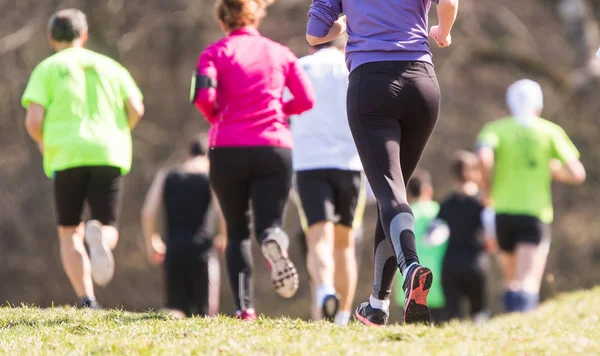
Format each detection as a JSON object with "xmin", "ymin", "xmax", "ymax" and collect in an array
[
  {"xmin": 200, "ymin": 39, "xmax": 228, "ymax": 59},
  {"xmin": 536, "ymin": 118, "xmax": 566, "ymax": 136},
  {"xmin": 262, "ymin": 37, "xmax": 297, "ymax": 60}
]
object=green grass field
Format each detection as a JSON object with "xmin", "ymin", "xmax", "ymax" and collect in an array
[{"xmin": 0, "ymin": 287, "xmax": 598, "ymax": 355}]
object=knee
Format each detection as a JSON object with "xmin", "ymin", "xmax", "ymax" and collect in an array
[
  {"xmin": 306, "ymin": 221, "xmax": 333, "ymax": 245},
  {"xmin": 334, "ymin": 230, "xmax": 355, "ymax": 249}
]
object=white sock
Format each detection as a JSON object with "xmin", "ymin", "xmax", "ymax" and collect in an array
[
  {"xmin": 334, "ymin": 311, "xmax": 351, "ymax": 326},
  {"xmin": 402, "ymin": 262, "xmax": 419, "ymax": 277},
  {"xmin": 369, "ymin": 295, "xmax": 390, "ymax": 311},
  {"xmin": 316, "ymin": 284, "xmax": 336, "ymax": 306}
]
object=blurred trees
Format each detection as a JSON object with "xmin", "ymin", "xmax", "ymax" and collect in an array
[{"xmin": 0, "ymin": 0, "xmax": 598, "ymax": 320}]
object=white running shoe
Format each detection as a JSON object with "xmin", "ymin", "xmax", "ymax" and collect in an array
[
  {"xmin": 85, "ymin": 220, "xmax": 115, "ymax": 287},
  {"xmin": 260, "ymin": 228, "xmax": 299, "ymax": 299}
]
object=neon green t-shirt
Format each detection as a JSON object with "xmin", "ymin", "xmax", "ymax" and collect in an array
[
  {"xmin": 477, "ymin": 117, "xmax": 580, "ymax": 223},
  {"xmin": 22, "ymin": 47, "xmax": 143, "ymax": 178},
  {"xmin": 395, "ymin": 200, "xmax": 447, "ymax": 309}
]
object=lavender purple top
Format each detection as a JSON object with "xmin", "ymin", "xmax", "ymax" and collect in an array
[{"xmin": 307, "ymin": 0, "xmax": 438, "ymax": 72}]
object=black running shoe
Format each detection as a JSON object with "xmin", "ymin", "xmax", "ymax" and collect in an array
[
  {"xmin": 354, "ymin": 302, "xmax": 389, "ymax": 327},
  {"xmin": 402, "ymin": 264, "xmax": 432, "ymax": 325},
  {"xmin": 77, "ymin": 297, "xmax": 101, "ymax": 310},
  {"xmin": 322, "ymin": 294, "xmax": 339, "ymax": 322}
]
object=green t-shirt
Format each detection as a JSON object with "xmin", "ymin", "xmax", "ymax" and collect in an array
[
  {"xmin": 395, "ymin": 200, "xmax": 447, "ymax": 309},
  {"xmin": 22, "ymin": 47, "xmax": 143, "ymax": 177},
  {"xmin": 477, "ymin": 117, "xmax": 579, "ymax": 223}
]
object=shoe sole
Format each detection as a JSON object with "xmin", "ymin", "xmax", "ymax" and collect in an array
[
  {"xmin": 403, "ymin": 266, "xmax": 433, "ymax": 325},
  {"xmin": 354, "ymin": 307, "xmax": 384, "ymax": 327},
  {"xmin": 322, "ymin": 294, "xmax": 339, "ymax": 322},
  {"xmin": 261, "ymin": 239, "xmax": 299, "ymax": 299},
  {"xmin": 85, "ymin": 221, "xmax": 114, "ymax": 287}
]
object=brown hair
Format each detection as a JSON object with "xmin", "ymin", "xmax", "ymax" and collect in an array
[
  {"xmin": 48, "ymin": 9, "xmax": 88, "ymax": 42},
  {"xmin": 407, "ymin": 168, "xmax": 432, "ymax": 198},
  {"xmin": 215, "ymin": 0, "xmax": 275, "ymax": 30},
  {"xmin": 451, "ymin": 150, "xmax": 479, "ymax": 183}
]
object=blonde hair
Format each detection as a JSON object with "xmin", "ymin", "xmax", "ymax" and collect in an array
[{"xmin": 215, "ymin": 0, "xmax": 275, "ymax": 30}]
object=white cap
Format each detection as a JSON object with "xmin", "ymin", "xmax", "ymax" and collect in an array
[{"xmin": 506, "ymin": 79, "xmax": 543, "ymax": 126}]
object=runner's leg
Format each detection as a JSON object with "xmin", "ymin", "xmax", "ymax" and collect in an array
[
  {"xmin": 209, "ymin": 148, "xmax": 253, "ymax": 313},
  {"xmin": 54, "ymin": 167, "xmax": 96, "ymax": 303}
]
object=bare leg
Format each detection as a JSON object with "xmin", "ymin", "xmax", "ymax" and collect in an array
[
  {"xmin": 498, "ymin": 252, "xmax": 518, "ymax": 291},
  {"xmin": 208, "ymin": 251, "xmax": 221, "ymax": 316},
  {"xmin": 306, "ymin": 221, "xmax": 336, "ymax": 320},
  {"xmin": 59, "ymin": 224, "xmax": 94, "ymax": 299},
  {"xmin": 516, "ymin": 243, "xmax": 548, "ymax": 294},
  {"xmin": 333, "ymin": 224, "xmax": 358, "ymax": 313}
]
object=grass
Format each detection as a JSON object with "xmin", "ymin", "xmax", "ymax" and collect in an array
[{"xmin": 0, "ymin": 288, "xmax": 598, "ymax": 355}]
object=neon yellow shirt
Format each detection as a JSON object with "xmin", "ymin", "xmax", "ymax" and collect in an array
[
  {"xmin": 477, "ymin": 117, "xmax": 579, "ymax": 223},
  {"xmin": 395, "ymin": 200, "xmax": 446, "ymax": 309},
  {"xmin": 22, "ymin": 47, "xmax": 143, "ymax": 177}
]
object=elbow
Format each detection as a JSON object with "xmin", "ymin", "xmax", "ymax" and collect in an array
[
  {"xmin": 302, "ymin": 95, "xmax": 316, "ymax": 113},
  {"xmin": 140, "ymin": 207, "xmax": 155, "ymax": 224},
  {"xmin": 136, "ymin": 102, "xmax": 145, "ymax": 119},
  {"xmin": 306, "ymin": 34, "xmax": 322, "ymax": 47},
  {"xmin": 573, "ymin": 169, "xmax": 586, "ymax": 185}
]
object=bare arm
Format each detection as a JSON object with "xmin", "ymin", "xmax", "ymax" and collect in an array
[
  {"xmin": 141, "ymin": 169, "xmax": 167, "ymax": 264},
  {"xmin": 430, "ymin": 0, "xmax": 459, "ymax": 48},
  {"xmin": 550, "ymin": 159, "xmax": 586, "ymax": 185},
  {"xmin": 477, "ymin": 146, "xmax": 495, "ymax": 207},
  {"xmin": 306, "ymin": 15, "xmax": 346, "ymax": 46},
  {"xmin": 125, "ymin": 97, "xmax": 145, "ymax": 130},
  {"xmin": 25, "ymin": 103, "xmax": 45, "ymax": 152},
  {"xmin": 212, "ymin": 191, "xmax": 228, "ymax": 255}
]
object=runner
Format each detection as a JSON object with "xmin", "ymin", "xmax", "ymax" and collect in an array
[
  {"xmin": 141, "ymin": 138, "xmax": 225, "ymax": 318},
  {"xmin": 22, "ymin": 9, "xmax": 144, "ymax": 309},
  {"xmin": 477, "ymin": 79, "xmax": 586, "ymax": 312},
  {"xmin": 289, "ymin": 38, "xmax": 365, "ymax": 325},
  {"xmin": 394, "ymin": 169, "xmax": 447, "ymax": 325},
  {"xmin": 428, "ymin": 151, "xmax": 495, "ymax": 323},
  {"xmin": 193, "ymin": 0, "xmax": 315, "ymax": 320},
  {"xmin": 306, "ymin": 0, "xmax": 459, "ymax": 325}
]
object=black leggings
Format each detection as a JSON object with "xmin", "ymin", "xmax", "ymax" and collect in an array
[
  {"xmin": 209, "ymin": 146, "xmax": 293, "ymax": 311},
  {"xmin": 347, "ymin": 61, "xmax": 440, "ymax": 299},
  {"xmin": 165, "ymin": 246, "xmax": 214, "ymax": 317},
  {"xmin": 442, "ymin": 254, "xmax": 489, "ymax": 320}
]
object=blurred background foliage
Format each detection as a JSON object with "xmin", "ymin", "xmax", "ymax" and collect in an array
[{"xmin": 0, "ymin": 0, "xmax": 599, "ymax": 322}]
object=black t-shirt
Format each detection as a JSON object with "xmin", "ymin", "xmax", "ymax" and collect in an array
[
  {"xmin": 437, "ymin": 192, "xmax": 484, "ymax": 258},
  {"xmin": 163, "ymin": 168, "xmax": 216, "ymax": 250}
]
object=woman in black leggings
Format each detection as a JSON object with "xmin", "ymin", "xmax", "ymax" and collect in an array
[
  {"xmin": 194, "ymin": 0, "xmax": 315, "ymax": 320},
  {"xmin": 306, "ymin": 0, "xmax": 458, "ymax": 325}
]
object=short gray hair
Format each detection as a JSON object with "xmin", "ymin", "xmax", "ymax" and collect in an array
[{"xmin": 48, "ymin": 9, "xmax": 88, "ymax": 42}]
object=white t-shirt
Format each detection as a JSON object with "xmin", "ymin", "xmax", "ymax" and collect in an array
[{"xmin": 289, "ymin": 48, "xmax": 362, "ymax": 172}]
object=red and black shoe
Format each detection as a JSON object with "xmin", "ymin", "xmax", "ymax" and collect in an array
[
  {"xmin": 354, "ymin": 302, "xmax": 389, "ymax": 327},
  {"xmin": 402, "ymin": 264, "xmax": 433, "ymax": 325},
  {"xmin": 235, "ymin": 309, "xmax": 257, "ymax": 322}
]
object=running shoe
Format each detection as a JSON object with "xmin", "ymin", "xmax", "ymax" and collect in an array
[
  {"xmin": 85, "ymin": 220, "xmax": 115, "ymax": 287},
  {"xmin": 403, "ymin": 264, "xmax": 433, "ymax": 325},
  {"xmin": 354, "ymin": 302, "xmax": 389, "ymax": 327},
  {"xmin": 260, "ymin": 228, "xmax": 299, "ymax": 299},
  {"xmin": 77, "ymin": 296, "xmax": 101, "ymax": 310},
  {"xmin": 235, "ymin": 309, "xmax": 257, "ymax": 321},
  {"xmin": 321, "ymin": 294, "xmax": 339, "ymax": 322}
]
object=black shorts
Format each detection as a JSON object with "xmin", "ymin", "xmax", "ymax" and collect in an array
[
  {"xmin": 165, "ymin": 247, "xmax": 217, "ymax": 317},
  {"xmin": 495, "ymin": 214, "xmax": 551, "ymax": 252},
  {"xmin": 53, "ymin": 166, "xmax": 122, "ymax": 226},
  {"xmin": 294, "ymin": 169, "xmax": 366, "ymax": 229}
]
